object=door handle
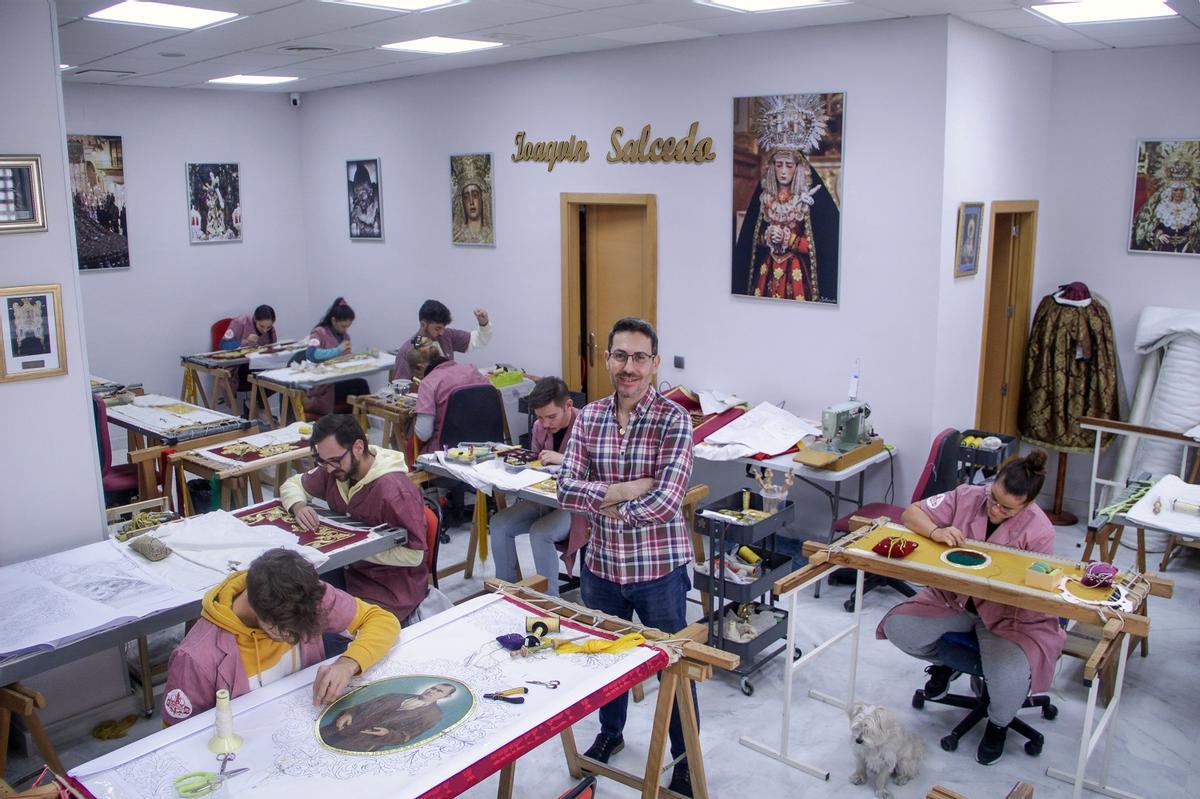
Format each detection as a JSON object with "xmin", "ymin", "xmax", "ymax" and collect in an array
[{"xmin": 588, "ymin": 333, "xmax": 596, "ymax": 367}]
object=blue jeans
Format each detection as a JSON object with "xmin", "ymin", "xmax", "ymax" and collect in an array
[
  {"xmin": 580, "ymin": 562, "xmax": 697, "ymax": 759},
  {"xmin": 489, "ymin": 501, "xmax": 571, "ymax": 596}
]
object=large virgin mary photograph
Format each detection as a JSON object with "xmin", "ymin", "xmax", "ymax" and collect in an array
[{"xmin": 731, "ymin": 93, "xmax": 843, "ymax": 304}]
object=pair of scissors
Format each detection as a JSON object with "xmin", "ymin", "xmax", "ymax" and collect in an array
[
  {"xmin": 174, "ymin": 753, "xmax": 249, "ymax": 797},
  {"xmin": 526, "ymin": 680, "xmax": 560, "ymax": 689}
]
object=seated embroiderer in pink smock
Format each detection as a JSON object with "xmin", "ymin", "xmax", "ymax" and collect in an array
[
  {"xmin": 392, "ymin": 299, "xmax": 493, "ymax": 381},
  {"xmin": 161, "ymin": 548, "xmax": 398, "ymax": 726},
  {"xmin": 304, "ymin": 297, "xmax": 368, "ymax": 417},
  {"xmin": 281, "ymin": 413, "xmax": 437, "ymax": 624},
  {"xmin": 878, "ymin": 449, "xmax": 1065, "ymax": 767},
  {"xmin": 219, "ymin": 304, "xmax": 277, "ymax": 351},
  {"xmin": 407, "ymin": 336, "xmax": 490, "ymax": 454}
]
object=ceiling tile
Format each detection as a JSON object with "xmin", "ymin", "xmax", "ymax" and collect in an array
[
  {"xmin": 569, "ymin": 0, "xmax": 737, "ymax": 26},
  {"xmin": 164, "ymin": 2, "xmax": 394, "ymax": 51},
  {"xmin": 109, "ymin": 73, "xmax": 205, "ymax": 87},
  {"xmin": 863, "ymin": 0, "xmax": 1014, "ymax": 13},
  {"xmin": 1001, "ymin": 24, "xmax": 1100, "ymax": 43},
  {"xmin": 956, "ymin": 8, "xmax": 1043, "ymax": 29},
  {"xmin": 591, "ymin": 23, "xmax": 714, "ymax": 44},
  {"xmin": 684, "ymin": 3, "xmax": 900, "ymax": 35},
  {"xmin": 58, "ymin": 18, "xmax": 181, "ymax": 61},
  {"xmin": 1076, "ymin": 16, "xmax": 1200, "ymax": 47}
]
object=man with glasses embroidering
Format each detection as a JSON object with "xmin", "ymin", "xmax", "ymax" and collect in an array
[
  {"xmin": 557, "ymin": 317, "xmax": 699, "ymax": 798},
  {"xmin": 281, "ymin": 413, "xmax": 430, "ymax": 624}
]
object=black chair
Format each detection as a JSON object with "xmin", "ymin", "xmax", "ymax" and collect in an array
[
  {"xmin": 439, "ymin": 383, "xmax": 509, "ymax": 448},
  {"xmin": 432, "ymin": 383, "xmax": 508, "ymax": 535},
  {"xmin": 837, "ymin": 428, "xmax": 962, "ymax": 612},
  {"xmin": 911, "ymin": 630, "xmax": 1056, "ymax": 755}
]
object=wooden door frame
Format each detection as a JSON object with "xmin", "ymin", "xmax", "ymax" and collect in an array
[
  {"xmin": 559, "ymin": 193, "xmax": 658, "ymax": 392},
  {"xmin": 975, "ymin": 199, "xmax": 1039, "ymax": 431}
]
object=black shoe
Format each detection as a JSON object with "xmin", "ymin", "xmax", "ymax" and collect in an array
[
  {"xmin": 977, "ymin": 720, "xmax": 1008, "ymax": 765},
  {"xmin": 923, "ymin": 665, "xmax": 958, "ymax": 700},
  {"xmin": 667, "ymin": 761, "xmax": 693, "ymax": 798},
  {"xmin": 583, "ymin": 733, "xmax": 624, "ymax": 764}
]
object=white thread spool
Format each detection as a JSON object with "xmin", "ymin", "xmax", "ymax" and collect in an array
[
  {"xmin": 1171, "ymin": 498, "xmax": 1200, "ymax": 516},
  {"xmin": 208, "ymin": 689, "xmax": 244, "ymax": 753}
]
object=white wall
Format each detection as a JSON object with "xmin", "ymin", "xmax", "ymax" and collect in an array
[
  {"xmin": 1038, "ymin": 43, "xmax": 1200, "ymax": 504},
  {"xmin": 933, "ymin": 19, "xmax": 1052, "ymax": 438},
  {"xmin": 65, "ymin": 85, "xmax": 311, "ymax": 399},
  {"xmin": 299, "ymin": 16, "xmax": 954, "ymax": 516},
  {"xmin": 0, "ymin": 0, "xmax": 126, "ymax": 727}
]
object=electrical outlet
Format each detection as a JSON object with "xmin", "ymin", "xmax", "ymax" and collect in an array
[{"xmin": 673, "ymin": 355, "xmax": 685, "ymax": 369}]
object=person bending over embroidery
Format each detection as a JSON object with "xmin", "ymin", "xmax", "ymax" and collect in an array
[
  {"xmin": 161, "ymin": 548, "xmax": 398, "ymax": 726},
  {"xmin": 879, "ymin": 449, "xmax": 1065, "ymax": 766}
]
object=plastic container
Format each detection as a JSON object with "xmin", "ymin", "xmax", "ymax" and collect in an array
[
  {"xmin": 693, "ymin": 489, "xmax": 795, "ymax": 545},
  {"xmin": 693, "ymin": 547, "xmax": 793, "ymax": 603},
  {"xmin": 715, "ymin": 604, "xmax": 789, "ymax": 660},
  {"xmin": 959, "ymin": 428, "xmax": 1017, "ymax": 470}
]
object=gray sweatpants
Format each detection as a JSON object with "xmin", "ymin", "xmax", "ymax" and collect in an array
[{"xmin": 883, "ymin": 611, "xmax": 1032, "ymax": 726}]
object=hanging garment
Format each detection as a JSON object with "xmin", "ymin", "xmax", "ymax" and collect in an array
[{"xmin": 1019, "ymin": 286, "xmax": 1120, "ymax": 452}]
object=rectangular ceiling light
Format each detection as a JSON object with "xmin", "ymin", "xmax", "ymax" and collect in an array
[
  {"xmin": 1029, "ymin": 1, "xmax": 1176, "ymax": 24},
  {"xmin": 380, "ymin": 36, "xmax": 502, "ymax": 54},
  {"xmin": 209, "ymin": 74, "xmax": 299, "ymax": 85},
  {"xmin": 88, "ymin": 1, "xmax": 238, "ymax": 30},
  {"xmin": 694, "ymin": 0, "xmax": 852, "ymax": 12},
  {"xmin": 322, "ymin": 0, "xmax": 465, "ymax": 10}
]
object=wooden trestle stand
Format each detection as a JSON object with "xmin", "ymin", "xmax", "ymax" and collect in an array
[{"xmin": 484, "ymin": 578, "xmax": 739, "ymax": 799}]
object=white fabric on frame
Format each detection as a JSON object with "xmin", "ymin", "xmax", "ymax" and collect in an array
[{"xmin": 73, "ymin": 593, "xmax": 663, "ymax": 799}]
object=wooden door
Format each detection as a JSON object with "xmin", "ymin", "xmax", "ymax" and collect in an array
[
  {"xmin": 560, "ymin": 194, "xmax": 657, "ymax": 399},
  {"xmin": 976, "ymin": 201, "xmax": 1038, "ymax": 435}
]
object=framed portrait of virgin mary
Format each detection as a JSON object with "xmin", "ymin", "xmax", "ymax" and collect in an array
[
  {"xmin": 731, "ymin": 93, "xmax": 844, "ymax": 304},
  {"xmin": 1129, "ymin": 140, "xmax": 1200, "ymax": 256}
]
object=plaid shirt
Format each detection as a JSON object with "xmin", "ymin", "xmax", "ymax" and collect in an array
[{"xmin": 557, "ymin": 387, "xmax": 694, "ymax": 584}]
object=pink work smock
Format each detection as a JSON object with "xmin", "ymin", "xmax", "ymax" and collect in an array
[{"xmin": 876, "ymin": 484, "xmax": 1066, "ymax": 693}]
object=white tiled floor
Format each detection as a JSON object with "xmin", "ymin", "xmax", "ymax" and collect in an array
[{"xmin": 7, "ymin": 517, "xmax": 1198, "ymax": 798}]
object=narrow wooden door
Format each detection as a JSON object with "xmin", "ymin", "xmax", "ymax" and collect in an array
[
  {"xmin": 976, "ymin": 201, "xmax": 1038, "ymax": 435},
  {"xmin": 560, "ymin": 194, "xmax": 657, "ymax": 399}
]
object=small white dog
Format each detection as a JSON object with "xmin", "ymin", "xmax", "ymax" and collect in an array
[{"xmin": 848, "ymin": 702, "xmax": 925, "ymax": 799}]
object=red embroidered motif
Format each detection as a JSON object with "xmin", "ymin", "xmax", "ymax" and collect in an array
[{"xmin": 163, "ymin": 688, "xmax": 193, "ymax": 719}]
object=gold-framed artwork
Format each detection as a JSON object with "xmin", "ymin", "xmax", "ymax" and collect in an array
[
  {"xmin": 0, "ymin": 155, "xmax": 47, "ymax": 234},
  {"xmin": 954, "ymin": 202, "xmax": 984, "ymax": 277},
  {"xmin": 0, "ymin": 284, "xmax": 67, "ymax": 382}
]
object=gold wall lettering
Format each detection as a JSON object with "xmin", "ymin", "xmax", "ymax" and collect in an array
[
  {"xmin": 607, "ymin": 121, "xmax": 715, "ymax": 164},
  {"xmin": 511, "ymin": 131, "xmax": 590, "ymax": 172}
]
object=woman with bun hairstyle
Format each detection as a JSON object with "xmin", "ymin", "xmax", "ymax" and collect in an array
[
  {"xmin": 879, "ymin": 449, "xmax": 1064, "ymax": 766},
  {"xmin": 305, "ymin": 297, "xmax": 368, "ymax": 416}
]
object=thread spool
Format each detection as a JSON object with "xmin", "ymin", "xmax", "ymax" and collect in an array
[
  {"xmin": 736, "ymin": 545, "xmax": 762, "ymax": 566},
  {"xmin": 1171, "ymin": 498, "xmax": 1200, "ymax": 516},
  {"xmin": 208, "ymin": 689, "xmax": 244, "ymax": 753},
  {"xmin": 525, "ymin": 616, "xmax": 559, "ymax": 635}
]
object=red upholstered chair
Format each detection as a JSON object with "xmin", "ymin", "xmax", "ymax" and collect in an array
[
  {"xmin": 423, "ymin": 499, "xmax": 443, "ymax": 589},
  {"xmin": 835, "ymin": 427, "xmax": 962, "ymax": 612},
  {"xmin": 210, "ymin": 317, "xmax": 233, "ymax": 351},
  {"xmin": 93, "ymin": 395, "xmax": 139, "ymax": 505},
  {"xmin": 557, "ymin": 777, "xmax": 596, "ymax": 799}
]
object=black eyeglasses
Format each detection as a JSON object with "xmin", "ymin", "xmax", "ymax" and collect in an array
[
  {"xmin": 985, "ymin": 488, "xmax": 1023, "ymax": 516},
  {"xmin": 313, "ymin": 447, "xmax": 350, "ymax": 468},
  {"xmin": 608, "ymin": 350, "xmax": 654, "ymax": 365}
]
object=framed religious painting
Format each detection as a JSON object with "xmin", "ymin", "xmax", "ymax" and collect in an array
[
  {"xmin": 347, "ymin": 158, "xmax": 383, "ymax": 241},
  {"xmin": 1129, "ymin": 140, "xmax": 1200, "ymax": 256},
  {"xmin": 954, "ymin": 202, "xmax": 984, "ymax": 277},
  {"xmin": 67, "ymin": 135, "xmax": 130, "ymax": 269},
  {"xmin": 450, "ymin": 153, "xmax": 495, "ymax": 246},
  {"xmin": 0, "ymin": 284, "xmax": 67, "ymax": 383},
  {"xmin": 186, "ymin": 162, "xmax": 242, "ymax": 243},
  {"xmin": 0, "ymin": 156, "xmax": 47, "ymax": 234},
  {"xmin": 731, "ymin": 93, "xmax": 844, "ymax": 304}
]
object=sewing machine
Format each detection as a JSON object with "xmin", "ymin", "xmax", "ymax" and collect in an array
[{"xmin": 819, "ymin": 400, "xmax": 872, "ymax": 453}]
